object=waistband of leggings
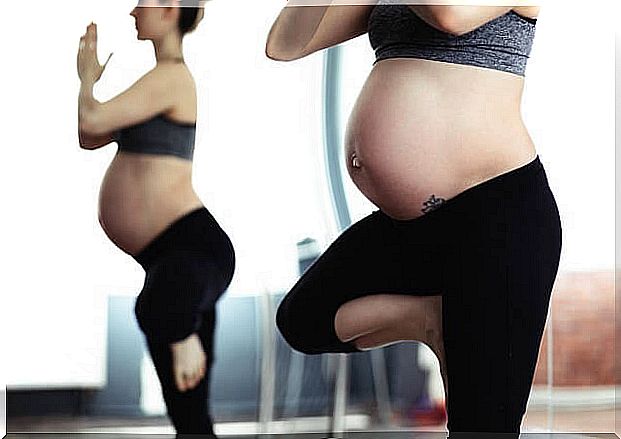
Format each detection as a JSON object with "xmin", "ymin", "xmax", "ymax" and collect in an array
[
  {"xmin": 134, "ymin": 206, "xmax": 221, "ymax": 269},
  {"xmin": 389, "ymin": 154, "xmax": 545, "ymax": 227}
]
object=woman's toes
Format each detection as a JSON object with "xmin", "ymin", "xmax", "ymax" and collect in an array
[
  {"xmin": 188, "ymin": 362, "xmax": 206, "ymax": 389},
  {"xmin": 193, "ymin": 368, "xmax": 202, "ymax": 386},
  {"xmin": 175, "ymin": 370, "xmax": 187, "ymax": 392},
  {"xmin": 170, "ymin": 332, "xmax": 207, "ymax": 392},
  {"xmin": 185, "ymin": 374, "xmax": 195, "ymax": 390}
]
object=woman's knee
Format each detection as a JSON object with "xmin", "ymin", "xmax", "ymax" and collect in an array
[
  {"xmin": 275, "ymin": 297, "xmax": 304, "ymax": 351},
  {"xmin": 134, "ymin": 293, "xmax": 158, "ymax": 338},
  {"xmin": 134, "ymin": 291, "xmax": 199, "ymax": 343},
  {"xmin": 275, "ymin": 294, "xmax": 320, "ymax": 355},
  {"xmin": 276, "ymin": 292, "xmax": 360, "ymax": 355}
]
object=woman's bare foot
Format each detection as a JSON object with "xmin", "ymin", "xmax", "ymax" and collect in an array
[
  {"xmin": 335, "ymin": 294, "xmax": 448, "ymax": 398},
  {"xmin": 170, "ymin": 333, "xmax": 207, "ymax": 392}
]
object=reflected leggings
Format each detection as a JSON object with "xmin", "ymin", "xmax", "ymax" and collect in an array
[
  {"xmin": 276, "ymin": 155, "xmax": 562, "ymax": 437},
  {"xmin": 133, "ymin": 207, "xmax": 235, "ymax": 436}
]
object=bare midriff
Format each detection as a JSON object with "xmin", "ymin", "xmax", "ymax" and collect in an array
[
  {"xmin": 98, "ymin": 151, "xmax": 203, "ymax": 256},
  {"xmin": 344, "ymin": 57, "xmax": 537, "ymax": 220}
]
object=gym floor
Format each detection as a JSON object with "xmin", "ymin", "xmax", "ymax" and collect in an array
[{"xmin": 6, "ymin": 409, "xmax": 619, "ymax": 439}]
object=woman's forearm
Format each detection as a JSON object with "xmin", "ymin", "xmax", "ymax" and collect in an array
[
  {"xmin": 78, "ymin": 80, "xmax": 102, "ymax": 134},
  {"xmin": 266, "ymin": 2, "xmax": 332, "ymax": 60},
  {"xmin": 409, "ymin": 6, "xmax": 513, "ymax": 36},
  {"xmin": 78, "ymin": 83, "xmax": 113, "ymax": 149},
  {"xmin": 79, "ymin": 80, "xmax": 97, "ymax": 119}
]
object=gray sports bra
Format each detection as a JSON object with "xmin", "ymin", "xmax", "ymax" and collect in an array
[
  {"xmin": 114, "ymin": 114, "xmax": 196, "ymax": 161},
  {"xmin": 368, "ymin": 3, "xmax": 537, "ymax": 76}
]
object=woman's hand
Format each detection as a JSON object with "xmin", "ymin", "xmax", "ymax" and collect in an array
[{"xmin": 77, "ymin": 22, "xmax": 113, "ymax": 84}]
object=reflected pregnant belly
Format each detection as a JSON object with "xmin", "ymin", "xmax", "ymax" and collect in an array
[
  {"xmin": 98, "ymin": 152, "xmax": 203, "ymax": 256},
  {"xmin": 344, "ymin": 58, "xmax": 537, "ymax": 220}
]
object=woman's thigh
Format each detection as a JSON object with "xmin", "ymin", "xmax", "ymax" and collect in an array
[
  {"xmin": 276, "ymin": 209, "xmax": 443, "ymax": 355},
  {"xmin": 136, "ymin": 251, "xmax": 227, "ymax": 344}
]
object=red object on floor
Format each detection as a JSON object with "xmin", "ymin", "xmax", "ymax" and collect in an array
[{"xmin": 410, "ymin": 400, "xmax": 447, "ymax": 426}]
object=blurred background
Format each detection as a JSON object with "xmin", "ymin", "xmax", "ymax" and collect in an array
[{"xmin": 2, "ymin": 0, "xmax": 618, "ymax": 437}]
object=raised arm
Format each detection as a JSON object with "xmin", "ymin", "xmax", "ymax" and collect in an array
[
  {"xmin": 78, "ymin": 65, "xmax": 180, "ymax": 136},
  {"xmin": 408, "ymin": 6, "xmax": 513, "ymax": 36},
  {"xmin": 77, "ymin": 23, "xmax": 183, "ymax": 149},
  {"xmin": 266, "ymin": 1, "xmax": 376, "ymax": 61}
]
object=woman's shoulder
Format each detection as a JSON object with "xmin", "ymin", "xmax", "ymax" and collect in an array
[
  {"xmin": 148, "ymin": 62, "xmax": 196, "ymax": 92},
  {"xmin": 149, "ymin": 63, "xmax": 196, "ymax": 118}
]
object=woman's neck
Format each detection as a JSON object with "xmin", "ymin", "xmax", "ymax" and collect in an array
[{"xmin": 153, "ymin": 34, "xmax": 184, "ymax": 63}]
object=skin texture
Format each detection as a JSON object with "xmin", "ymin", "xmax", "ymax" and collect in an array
[
  {"xmin": 77, "ymin": 1, "xmax": 206, "ymax": 392},
  {"xmin": 266, "ymin": 4, "xmax": 541, "ymax": 404}
]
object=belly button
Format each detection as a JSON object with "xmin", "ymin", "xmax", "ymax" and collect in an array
[{"xmin": 351, "ymin": 153, "xmax": 362, "ymax": 169}]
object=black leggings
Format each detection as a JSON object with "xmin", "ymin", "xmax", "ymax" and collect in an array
[
  {"xmin": 133, "ymin": 207, "xmax": 235, "ymax": 436},
  {"xmin": 276, "ymin": 155, "xmax": 562, "ymax": 436}
]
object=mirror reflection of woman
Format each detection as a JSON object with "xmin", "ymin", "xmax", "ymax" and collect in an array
[
  {"xmin": 267, "ymin": 1, "xmax": 561, "ymax": 436},
  {"xmin": 77, "ymin": 1, "xmax": 233, "ymax": 436}
]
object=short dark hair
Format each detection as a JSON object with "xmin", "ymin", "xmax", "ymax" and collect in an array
[
  {"xmin": 157, "ymin": 0, "xmax": 203, "ymax": 35},
  {"xmin": 178, "ymin": 6, "xmax": 201, "ymax": 35}
]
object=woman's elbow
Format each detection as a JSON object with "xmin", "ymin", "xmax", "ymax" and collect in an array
[
  {"xmin": 433, "ymin": 13, "xmax": 469, "ymax": 36},
  {"xmin": 79, "ymin": 113, "xmax": 105, "ymax": 137},
  {"xmin": 265, "ymin": 43, "xmax": 285, "ymax": 61},
  {"xmin": 440, "ymin": 25, "xmax": 469, "ymax": 37},
  {"xmin": 78, "ymin": 130, "xmax": 96, "ymax": 150},
  {"xmin": 78, "ymin": 119, "xmax": 106, "ymax": 150},
  {"xmin": 265, "ymin": 42, "xmax": 297, "ymax": 62},
  {"xmin": 78, "ymin": 138, "xmax": 94, "ymax": 150},
  {"xmin": 265, "ymin": 32, "xmax": 308, "ymax": 61},
  {"xmin": 411, "ymin": 6, "xmax": 469, "ymax": 36}
]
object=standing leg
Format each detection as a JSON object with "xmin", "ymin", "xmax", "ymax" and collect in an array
[
  {"xmin": 144, "ymin": 336, "xmax": 216, "ymax": 437},
  {"xmin": 135, "ymin": 252, "xmax": 227, "ymax": 436},
  {"xmin": 442, "ymin": 187, "xmax": 562, "ymax": 437},
  {"xmin": 195, "ymin": 307, "xmax": 219, "ymax": 436}
]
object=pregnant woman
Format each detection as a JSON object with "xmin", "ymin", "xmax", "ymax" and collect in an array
[
  {"xmin": 77, "ymin": 1, "xmax": 234, "ymax": 436},
  {"xmin": 266, "ymin": 2, "xmax": 561, "ymax": 436}
]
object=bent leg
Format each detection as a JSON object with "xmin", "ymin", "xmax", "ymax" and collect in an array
[
  {"xmin": 336, "ymin": 293, "xmax": 448, "ymax": 398},
  {"xmin": 135, "ymin": 252, "xmax": 226, "ymax": 345},
  {"xmin": 335, "ymin": 293, "xmax": 439, "ymax": 349},
  {"xmin": 276, "ymin": 210, "xmax": 443, "ymax": 355}
]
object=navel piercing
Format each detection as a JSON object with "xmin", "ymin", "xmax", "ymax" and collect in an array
[{"xmin": 351, "ymin": 153, "xmax": 361, "ymax": 169}]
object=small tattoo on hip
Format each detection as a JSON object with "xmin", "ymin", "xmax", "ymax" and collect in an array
[{"xmin": 422, "ymin": 194, "xmax": 446, "ymax": 214}]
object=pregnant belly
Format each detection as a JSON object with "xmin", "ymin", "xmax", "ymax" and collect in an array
[
  {"xmin": 98, "ymin": 154, "xmax": 202, "ymax": 256},
  {"xmin": 344, "ymin": 59, "xmax": 537, "ymax": 220}
]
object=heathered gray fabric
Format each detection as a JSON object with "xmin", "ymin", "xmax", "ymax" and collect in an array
[
  {"xmin": 114, "ymin": 114, "xmax": 196, "ymax": 161},
  {"xmin": 368, "ymin": 3, "xmax": 536, "ymax": 76}
]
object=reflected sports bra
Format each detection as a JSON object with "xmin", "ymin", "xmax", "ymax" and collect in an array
[
  {"xmin": 367, "ymin": 3, "xmax": 537, "ymax": 76},
  {"xmin": 114, "ymin": 114, "xmax": 196, "ymax": 161}
]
